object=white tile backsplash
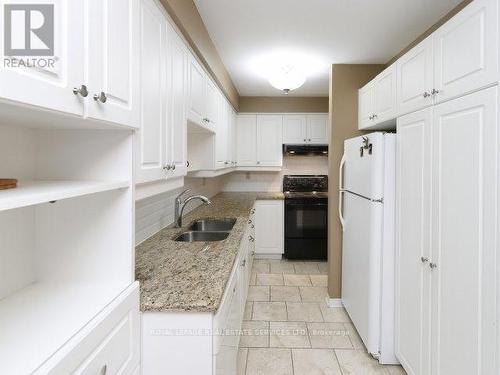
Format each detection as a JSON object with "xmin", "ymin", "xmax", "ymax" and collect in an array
[
  {"xmin": 135, "ymin": 177, "xmax": 225, "ymax": 245},
  {"xmin": 222, "ymin": 156, "xmax": 328, "ymax": 192}
]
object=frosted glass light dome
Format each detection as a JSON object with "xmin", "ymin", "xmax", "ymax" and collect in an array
[{"xmin": 268, "ymin": 65, "xmax": 306, "ymax": 94}]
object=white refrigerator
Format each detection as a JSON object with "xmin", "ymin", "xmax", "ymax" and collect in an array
[{"xmin": 339, "ymin": 132, "xmax": 398, "ymax": 364}]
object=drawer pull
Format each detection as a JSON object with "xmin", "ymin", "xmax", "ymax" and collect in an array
[
  {"xmin": 241, "ymin": 259, "xmax": 246, "ymax": 267},
  {"xmin": 101, "ymin": 365, "xmax": 107, "ymax": 375},
  {"xmin": 248, "ymin": 219, "xmax": 253, "ymax": 224},
  {"xmin": 249, "ymin": 236, "xmax": 255, "ymax": 242},
  {"xmin": 251, "ymin": 224, "xmax": 255, "ymax": 229}
]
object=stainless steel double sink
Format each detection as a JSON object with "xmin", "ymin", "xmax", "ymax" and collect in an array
[{"xmin": 174, "ymin": 218, "xmax": 236, "ymax": 242}]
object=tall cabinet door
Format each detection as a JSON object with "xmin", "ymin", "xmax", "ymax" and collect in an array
[
  {"xmin": 397, "ymin": 37, "xmax": 434, "ymax": 116},
  {"xmin": 166, "ymin": 25, "xmax": 187, "ymax": 179},
  {"xmin": 395, "ymin": 109, "xmax": 432, "ymax": 375},
  {"xmin": 215, "ymin": 96, "xmax": 228, "ymax": 169},
  {"xmin": 135, "ymin": 0, "xmax": 167, "ymax": 184},
  {"xmin": 430, "ymin": 87, "xmax": 498, "ymax": 375},
  {"xmin": 283, "ymin": 115, "xmax": 307, "ymax": 144},
  {"xmin": 256, "ymin": 115, "xmax": 283, "ymax": 167},
  {"xmin": 307, "ymin": 114, "xmax": 329, "ymax": 144},
  {"xmin": 87, "ymin": 0, "xmax": 140, "ymax": 128},
  {"xmin": 0, "ymin": 0, "xmax": 84, "ymax": 116},
  {"xmin": 236, "ymin": 115, "xmax": 257, "ymax": 166},
  {"xmin": 358, "ymin": 83, "xmax": 375, "ymax": 129},
  {"xmin": 433, "ymin": 0, "xmax": 498, "ymax": 104}
]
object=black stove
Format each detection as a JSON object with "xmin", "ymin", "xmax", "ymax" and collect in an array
[{"xmin": 283, "ymin": 175, "xmax": 328, "ymax": 260}]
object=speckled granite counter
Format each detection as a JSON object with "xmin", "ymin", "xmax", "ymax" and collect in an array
[{"xmin": 135, "ymin": 192, "xmax": 283, "ymax": 313}]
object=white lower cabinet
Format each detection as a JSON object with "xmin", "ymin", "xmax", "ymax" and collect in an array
[
  {"xmin": 395, "ymin": 87, "xmax": 499, "ymax": 375},
  {"xmin": 141, "ymin": 219, "xmax": 255, "ymax": 375},
  {"xmin": 254, "ymin": 200, "xmax": 284, "ymax": 256},
  {"xmin": 36, "ymin": 283, "xmax": 140, "ymax": 375}
]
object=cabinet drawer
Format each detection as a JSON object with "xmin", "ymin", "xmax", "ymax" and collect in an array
[
  {"xmin": 74, "ymin": 311, "xmax": 136, "ymax": 374},
  {"xmin": 38, "ymin": 284, "xmax": 140, "ymax": 375}
]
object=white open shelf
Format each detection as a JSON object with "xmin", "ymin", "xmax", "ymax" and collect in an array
[
  {"xmin": 0, "ymin": 180, "xmax": 129, "ymax": 211},
  {"xmin": 0, "ymin": 282, "xmax": 124, "ymax": 374}
]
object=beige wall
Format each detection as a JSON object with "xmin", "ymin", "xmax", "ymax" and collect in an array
[
  {"xmin": 239, "ymin": 97, "xmax": 329, "ymax": 113},
  {"xmin": 327, "ymin": 64, "xmax": 384, "ymax": 298},
  {"xmin": 158, "ymin": 0, "xmax": 240, "ymax": 109},
  {"xmin": 386, "ymin": 0, "xmax": 473, "ymax": 65}
]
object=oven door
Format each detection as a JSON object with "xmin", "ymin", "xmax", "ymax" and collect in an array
[{"xmin": 285, "ymin": 199, "xmax": 328, "ymax": 238}]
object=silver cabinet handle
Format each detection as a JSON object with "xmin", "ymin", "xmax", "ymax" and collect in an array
[
  {"xmin": 423, "ymin": 92, "xmax": 431, "ymax": 98},
  {"xmin": 373, "ymin": 114, "xmax": 378, "ymax": 119},
  {"xmin": 256, "ymin": 161, "xmax": 261, "ymax": 165},
  {"xmin": 249, "ymin": 235, "xmax": 255, "ymax": 242},
  {"xmin": 101, "ymin": 365, "xmax": 107, "ymax": 375},
  {"xmin": 93, "ymin": 91, "xmax": 107, "ymax": 103},
  {"xmin": 73, "ymin": 85, "xmax": 88, "ymax": 97},
  {"xmin": 225, "ymin": 161, "xmax": 230, "ymax": 165},
  {"xmin": 431, "ymin": 89, "xmax": 440, "ymax": 95},
  {"xmin": 303, "ymin": 139, "xmax": 307, "ymax": 142},
  {"xmin": 421, "ymin": 257, "xmax": 429, "ymax": 263},
  {"xmin": 429, "ymin": 263, "xmax": 438, "ymax": 269},
  {"xmin": 163, "ymin": 164, "xmax": 171, "ymax": 171},
  {"xmin": 308, "ymin": 139, "xmax": 311, "ymax": 142},
  {"xmin": 172, "ymin": 164, "xmax": 176, "ymax": 170},
  {"xmin": 251, "ymin": 224, "xmax": 255, "ymax": 229},
  {"xmin": 248, "ymin": 219, "xmax": 253, "ymax": 224},
  {"xmin": 251, "ymin": 209, "xmax": 255, "ymax": 214},
  {"xmin": 241, "ymin": 259, "xmax": 246, "ymax": 267}
]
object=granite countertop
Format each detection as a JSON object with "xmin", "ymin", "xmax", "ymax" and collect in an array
[{"xmin": 135, "ymin": 192, "xmax": 283, "ymax": 313}]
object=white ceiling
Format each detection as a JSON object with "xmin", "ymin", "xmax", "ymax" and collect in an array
[{"xmin": 194, "ymin": 0, "xmax": 462, "ymax": 97}]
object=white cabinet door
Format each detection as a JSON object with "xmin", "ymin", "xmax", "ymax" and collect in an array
[
  {"xmin": 206, "ymin": 79, "xmax": 220, "ymax": 128},
  {"xmin": 256, "ymin": 115, "xmax": 283, "ymax": 167},
  {"xmin": 433, "ymin": 0, "xmax": 498, "ymax": 103},
  {"xmin": 0, "ymin": 0, "xmax": 84, "ymax": 116},
  {"xmin": 236, "ymin": 115, "xmax": 257, "ymax": 166},
  {"xmin": 188, "ymin": 55, "xmax": 206, "ymax": 126},
  {"xmin": 395, "ymin": 109, "xmax": 432, "ymax": 375},
  {"xmin": 307, "ymin": 114, "xmax": 329, "ymax": 144},
  {"xmin": 373, "ymin": 65, "xmax": 397, "ymax": 123},
  {"xmin": 215, "ymin": 97, "xmax": 228, "ymax": 170},
  {"xmin": 87, "ymin": 0, "xmax": 139, "ymax": 128},
  {"xmin": 283, "ymin": 115, "xmax": 307, "ymax": 144},
  {"xmin": 358, "ymin": 83, "xmax": 375, "ymax": 129},
  {"xmin": 166, "ymin": 25, "xmax": 187, "ymax": 179},
  {"xmin": 135, "ymin": 0, "xmax": 167, "ymax": 184},
  {"xmin": 255, "ymin": 200, "xmax": 284, "ymax": 255},
  {"xmin": 397, "ymin": 37, "xmax": 434, "ymax": 116},
  {"xmin": 430, "ymin": 87, "xmax": 498, "ymax": 375}
]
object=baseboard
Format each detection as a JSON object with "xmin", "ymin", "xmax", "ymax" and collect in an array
[
  {"xmin": 325, "ymin": 298, "xmax": 343, "ymax": 308},
  {"xmin": 254, "ymin": 254, "xmax": 283, "ymax": 260}
]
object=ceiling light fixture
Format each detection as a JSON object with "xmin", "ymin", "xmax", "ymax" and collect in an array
[{"xmin": 268, "ymin": 64, "xmax": 306, "ymax": 94}]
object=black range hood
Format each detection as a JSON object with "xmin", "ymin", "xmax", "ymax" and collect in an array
[{"xmin": 283, "ymin": 144, "xmax": 328, "ymax": 156}]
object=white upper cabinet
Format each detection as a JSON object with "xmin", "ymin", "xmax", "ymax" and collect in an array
[
  {"xmin": 433, "ymin": 0, "xmax": 498, "ymax": 104},
  {"xmin": 188, "ymin": 56, "xmax": 206, "ymax": 126},
  {"xmin": 87, "ymin": 0, "xmax": 140, "ymax": 128},
  {"xmin": 283, "ymin": 114, "xmax": 328, "ymax": 144},
  {"xmin": 397, "ymin": 37, "xmax": 434, "ymax": 116},
  {"xmin": 166, "ymin": 25, "xmax": 188, "ymax": 179},
  {"xmin": 283, "ymin": 115, "xmax": 307, "ymax": 144},
  {"xmin": 307, "ymin": 114, "xmax": 329, "ymax": 144},
  {"xmin": 136, "ymin": 0, "xmax": 167, "ymax": 184},
  {"xmin": 215, "ymin": 96, "xmax": 229, "ymax": 169},
  {"xmin": 236, "ymin": 115, "xmax": 257, "ymax": 166},
  {"xmin": 0, "ymin": 0, "xmax": 85, "ymax": 116},
  {"xmin": 359, "ymin": 65, "xmax": 397, "ymax": 130},
  {"xmin": 256, "ymin": 115, "xmax": 283, "ymax": 167},
  {"xmin": 206, "ymin": 79, "xmax": 220, "ymax": 128}
]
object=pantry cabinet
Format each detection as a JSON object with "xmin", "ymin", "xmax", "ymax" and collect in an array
[
  {"xmin": 395, "ymin": 87, "xmax": 499, "ymax": 375},
  {"xmin": 283, "ymin": 114, "xmax": 328, "ymax": 144},
  {"xmin": 87, "ymin": 0, "xmax": 140, "ymax": 128}
]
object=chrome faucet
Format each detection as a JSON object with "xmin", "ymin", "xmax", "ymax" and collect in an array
[{"xmin": 174, "ymin": 189, "xmax": 212, "ymax": 227}]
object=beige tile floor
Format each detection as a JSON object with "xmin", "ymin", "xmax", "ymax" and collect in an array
[{"xmin": 239, "ymin": 259, "xmax": 407, "ymax": 375}]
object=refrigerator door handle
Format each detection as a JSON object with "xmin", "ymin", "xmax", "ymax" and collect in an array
[{"xmin": 338, "ymin": 154, "xmax": 347, "ymax": 231}]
